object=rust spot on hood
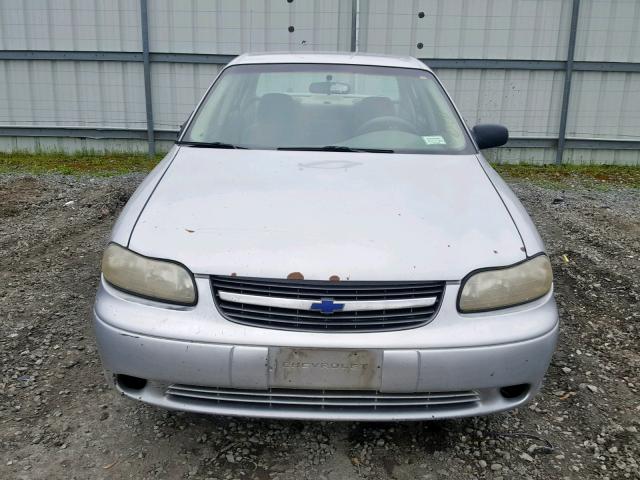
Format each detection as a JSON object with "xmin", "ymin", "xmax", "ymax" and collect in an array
[
  {"xmin": 329, "ymin": 275, "xmax": 340, "ymax": 282},
  {"xmin": 230, "ymin": 272, "xmax": 237, "ymax": 277},
  {"xmin": 287, "ymin": 272, "xmax": 304, "ymax": 280}
]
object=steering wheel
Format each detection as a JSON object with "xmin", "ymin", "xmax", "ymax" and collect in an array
[{"xmin": 355, "ymin": 116, "xmax": 417, "ymax": 136}]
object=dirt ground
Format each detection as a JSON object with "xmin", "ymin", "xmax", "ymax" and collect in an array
[{"xmin": 1, "ymin": 172, "xmax": 638, "ymax": 480}]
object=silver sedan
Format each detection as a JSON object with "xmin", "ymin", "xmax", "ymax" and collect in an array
[{"xmin": 94, "ymin": 52, "xmax": 558, "ymax": 421}]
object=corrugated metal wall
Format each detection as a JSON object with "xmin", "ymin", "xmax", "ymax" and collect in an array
[
  {"xmin": 357, "ymin": 0, "xmax": 640, "ymax": 164},
  {"xmin": 148, "ymin": 0, "xmax": 352, "ymax": 53},
  {"xmin": 0, "ymin": 0, "xmax": 352, "ymax": 152},
  {"xmin": 0, "ymin": 59, "xmax": 146, "ymax": 128},
  {"xmin": 0, "ymin": 0, "xmax": 639, "ymax": 163},
  {"xmin": 0, "ymin": 0, "xmax": 141, "ymax": 51},
  {"xmin": 565, "ymin": 0, "xmax": 640, "ymax": 165},
  {"xmin": 150, "ymin": 63, "xmax": 223, "ymax": 131},
  {"xmin": 359, "ymin": 0, "xmax": 572, "ymax": 59},
  {"xmin": 357, "ymin": 0, "xmax": 569, "ymax": 164}
]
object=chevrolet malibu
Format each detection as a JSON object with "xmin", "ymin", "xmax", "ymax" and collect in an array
[{"xmin": 94, "ymin": 52, "xmax": 558, "ymax": 421}]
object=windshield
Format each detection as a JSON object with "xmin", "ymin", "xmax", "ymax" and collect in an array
[{"xmin": 182, "ymin": 63, "xmax": 475, "ymax": 154}]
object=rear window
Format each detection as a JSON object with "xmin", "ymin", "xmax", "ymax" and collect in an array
[{"xmin": 256, "ymin": 71, "xmax": 400, "ymax": 100}]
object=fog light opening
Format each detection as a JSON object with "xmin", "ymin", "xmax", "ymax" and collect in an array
[
  {"xmin": 116, "ymin": 374, "xmax": 147, "ymax": 391},
  {"xmin": 499, "ymin": 383, "xmax": 529, "ymax": 399}
]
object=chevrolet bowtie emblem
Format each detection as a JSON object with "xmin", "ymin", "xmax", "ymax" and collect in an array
[{"xmin": 310, "ymin": 298, "xmax": 345, "ymax": 314}]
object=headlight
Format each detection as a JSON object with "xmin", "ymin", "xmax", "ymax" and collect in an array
[
  {"xmin": 458, "ymin": 254, "xmax": 552, "ymax": 313},
  {"xmin": 101, "ymin": 243, "xmax": 197, "ymax": 305}
]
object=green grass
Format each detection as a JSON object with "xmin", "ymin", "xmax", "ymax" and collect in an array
[
  {"xmin": 494, "ymin": 164, "xmax": 640, "ymax": 189},
  {"xmin": 1, "ymin": 151, "xmax": 638, "ymax": 188},
  {"xmin": 0, "ymin": 151, "xmax": 163, "ymax": 176}
]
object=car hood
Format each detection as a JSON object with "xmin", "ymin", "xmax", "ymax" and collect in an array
[{"xmin": 128, "ymin": 148, "xmax": 525, "ymax": 280}]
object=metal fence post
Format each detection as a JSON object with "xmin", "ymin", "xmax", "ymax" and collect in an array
[
  {"xmin": 350, "ymin": 0, "xmax": 358, "ymax": 52},
  {"xmin": 556, "ymin": 0, "xmax": 580, "ymax": 165},
  {"xmin": 140, "ymin": 0, "xmax": 155, "ymax": 156}
]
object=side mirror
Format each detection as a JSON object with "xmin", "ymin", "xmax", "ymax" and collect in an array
[{"xmin": 472, "ymin": 124, "xmax": 509, "ymax": 149}]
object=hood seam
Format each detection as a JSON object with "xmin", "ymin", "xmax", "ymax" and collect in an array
[
  {"xmin": 126, "ymin": 147, "xmax": 181, "ymax": 248},
  {"xmin": 473, "ymin": 154, "xmax": 528, "ymax": 257}
]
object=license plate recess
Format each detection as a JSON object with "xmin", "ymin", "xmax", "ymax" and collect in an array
[{"xmin": 269, "ymin": 348, "xmax": 382, "ymax": 390}]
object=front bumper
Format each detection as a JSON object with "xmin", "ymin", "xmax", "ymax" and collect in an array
[{"xmin": 93, "ymin": 277, "xmax": 558, "ymax": 421}]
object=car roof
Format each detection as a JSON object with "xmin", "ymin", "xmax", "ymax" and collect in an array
[{"xmin": 227, "ymin": 52, "xmax": 430, "ymax": 71}]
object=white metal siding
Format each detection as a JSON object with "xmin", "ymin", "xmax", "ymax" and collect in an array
[
  {"xmin": 434, "ymin": 68, "xmax": 565, "ymax": 138},
  {"xmin": 0, "ymin": 0, "xmax": 638, "ymax": 164},
  {"xmin": 0, "ymin": 136, "xmax": 173, "ymax": 153},
  {"xmin": 151, "ymin": 62, "xmax": 223, "ymax": 131},
  {"xmin": 0, "ymin": 59, "xmax": 146, "ymax": 129},
  {"xmin": 574, "ymin": 0, "xmax": 640, "ymax": 62},
  {"xmin": 562, "ymin": 149, "xmax": 640, "ymax": 166},
  {"xmin": 484, "ymin": 147, "xmax": 640, "ymax": 166},
  {"xmin": 359, "ymin": 0, "xmax": 572, "ymax": 60},
  {"xmin": 148, "ymin": 0, "xmax": 352, "ymax": 54},
  {"xmin": 567, "ymin": 71, "xmax": 640, "ymax": 140},
  {"xmin": 484, "ymin": 146, "xmax": 556, "ymax": 165},
  {"xmin": 0, "ymin": 0, "xmax": 141, "ymax": 51}
]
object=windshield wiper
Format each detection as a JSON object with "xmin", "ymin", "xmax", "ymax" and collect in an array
[
  {"xmin": 277, "ymin": 145, "xmax": 394, "ymax": 153},
  {"xmin": 177, "ymin": 141, "xmax": 248, "ymax": 149}
]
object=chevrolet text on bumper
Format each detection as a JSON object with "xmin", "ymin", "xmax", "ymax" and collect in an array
[{"xmin": 93, "ymin": 52, "xmax": 558, "ymax": 421}]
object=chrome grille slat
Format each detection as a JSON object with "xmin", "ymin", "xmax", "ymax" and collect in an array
[
  {"xmin": 166, "ymin": 386, "xmax": 480, "ymax": 411},
  {"xmin": 219, "ymin": 303, "xmax": 436, "ymax": 319},
  {"xmin": 219, "ymin": 304, "xmax": 435, "ymax": 323},
  {"xmin": 218, "ymin": 313, "xmax": 430, "ymax": 328},
  {"xmin": 168, "ymin": 385, "xmax": 477, "ymax": 400},
  {"xmin": 211, "ymin": 276, "xmax": 445, "ymax": 332},
  {"xmin": 213, "ymin": 285, "xmax": 443, "ymax": 299},
  {"xmin": 213, "ymin": 278, "xmax": 436, "ymax": 291},
  {"xmin": 168, "ymin": 392, "xmax": 477, "ymax": 407}
]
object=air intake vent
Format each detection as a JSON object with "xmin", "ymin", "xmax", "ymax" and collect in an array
[
  {"xmin": 211, "ymin": 276, "xmax": 445, "ymax": 332},
  {"xmin": 166, "ymin": 385, "xmax": 480, "ymax": 413}
]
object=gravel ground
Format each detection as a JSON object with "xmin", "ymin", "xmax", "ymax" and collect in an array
[{"xmin": 1, "ymin": 172, "xmax": 638, "ymax": 480}]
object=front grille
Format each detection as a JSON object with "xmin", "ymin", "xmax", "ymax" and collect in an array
[
  {"xmin": 166, "ymin": 385, "xmax": 480, "ymax": 413},
  {"xmin": 211, "ymin": 276, "xmax": 445, "ymax": 332}
]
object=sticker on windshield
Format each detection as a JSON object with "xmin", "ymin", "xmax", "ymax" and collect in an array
[{"xmin": 422, "ymin": 135, "xmax": 446, "ymax": 145}]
